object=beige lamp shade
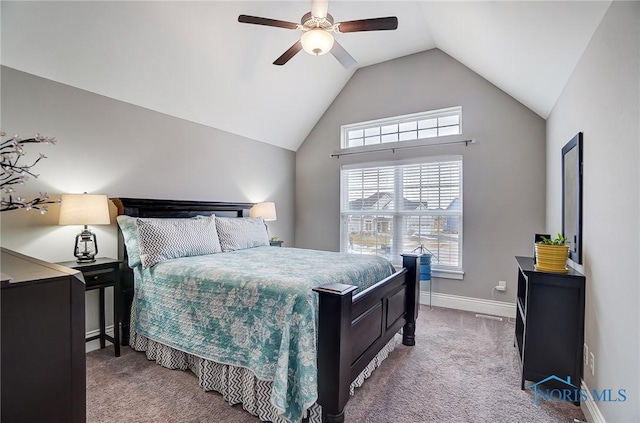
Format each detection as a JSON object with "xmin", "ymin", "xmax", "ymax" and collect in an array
[
  {"xmin": 58, "ymin": 194, "xmax": 110, "ymax": 225},
  {"xmin": 250, "ymin": 202, "xmax": 277, "ymax": 221}
]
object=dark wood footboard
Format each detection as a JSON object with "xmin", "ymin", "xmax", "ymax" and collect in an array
[
  {"xmin": 111, "ymin": 197, "xmax": 420, "ymax": 423},
  {"xmin": 313, "ymin": 253, "xmax": 419, "ymax": 423}
]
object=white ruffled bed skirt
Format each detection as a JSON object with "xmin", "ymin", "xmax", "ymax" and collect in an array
[{"xmin": 130, "ymin": 321, "xmax": 400, "ymax": 423}]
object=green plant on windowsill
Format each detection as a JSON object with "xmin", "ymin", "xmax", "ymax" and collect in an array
[{"xmin": 270, "ymin": 236, "xmax": 279, "ymax": 241}]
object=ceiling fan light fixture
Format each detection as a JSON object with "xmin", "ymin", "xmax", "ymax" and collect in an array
[{"xmin": 301, "ymin": 28, "xmax": 334, "ymax": 56}]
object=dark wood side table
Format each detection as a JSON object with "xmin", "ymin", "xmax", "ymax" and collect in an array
[
  {"xmin": 57, "ymin": 257, "xmax": 122, "ymax": 357},
  {"xmin": 270, "ymin": 240, "xmax": 284, "ymax": 247}
]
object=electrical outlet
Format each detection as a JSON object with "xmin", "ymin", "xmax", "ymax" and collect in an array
[
  {"xmin": 583, "ymin": 344, "xmax": 588, "ymax": 368},
  {"xmin": 589, "ymin": 351, "xmax": 595, "ymax": 376},
  {"xmin": 495, "ymin": 280, "xmax": 507, "ymax": 292}
]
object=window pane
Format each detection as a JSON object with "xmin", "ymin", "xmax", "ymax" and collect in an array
[
  {"xmin": 399, "ymin": 121, "xmax": 417, "ymax": 132},
  {"xmin": 438, "ymin": 115, "xmax": 460, "ymax": 127},
  {"xmin": 418, "ymin": 118, "xmax": 437, "ymax": 129},
  {"xmin": 418, "ymin": 128, "xmax": 438, "ymax": 139},
  {"xmin": 401, "ymin": 215, "xmax": 460, "ymax": 267},
  {"xmin": 364, "ymin": 136, "xmax": 380, "ymax": 145},
  {"xmin": 364, "ymin": 127, "xmax": 381, "ymax": 136},
  {"xmin": 381, "ymin": 124, "xmax": 398, "ymax": 135},
  {"xmin": 346, "ymin": 214, "xmax": 394, "ymax": 259},
  {"xmin": 348, "ymin": 129, "xmax": 364, "ymax": 139},
  {"xmin": 438, "ymin": 125, "xmax": 460, "ymax": 136},
  {"xmin": 348, "ymin": 138, "xmax": 363, "ymax": 148},
  {"xmin": 381, "ymin": 133, "xmax": 399, "ymax": 143},
  {"xmin": 399, "ymin": 131, "xmax": 417, "ymax": 141}
]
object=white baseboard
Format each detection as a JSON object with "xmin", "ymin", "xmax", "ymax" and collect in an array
[
  {"xmin": 85, "ymin": 325, "xmax": 115, "ymax": 353},
  {"xmin": 581, "ymin": 379, "xmax": 607, "ymax": 423},
  {"xmin": 420, "ymin": 291, "xmax": 516, "ymax": 318}
]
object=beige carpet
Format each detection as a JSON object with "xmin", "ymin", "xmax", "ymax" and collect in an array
[{"xmin": 86, "ymin": 306, "xmax": 586, "ymax": 422}]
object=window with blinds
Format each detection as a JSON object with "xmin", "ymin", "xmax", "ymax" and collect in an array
[{"xmin": 340, "ymin": 156, "xmax": 463, "ymax": 271}]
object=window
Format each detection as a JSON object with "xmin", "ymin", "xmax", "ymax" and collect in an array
[
  {"xmin": 342, "ymin": 107, "xmax": 462, "ymax": 149},
  {"xmin": 340, "ymin": 156, "xmax": 463, "ymax": 274}
]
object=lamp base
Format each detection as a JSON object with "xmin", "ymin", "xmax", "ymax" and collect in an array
[
  {"xmin": 75, "ymin": 256, "xmax": 97, "ymax": 264},
  {"xmin": 74, "ymin": 227, "xmax": 98, "ymax": 264}
]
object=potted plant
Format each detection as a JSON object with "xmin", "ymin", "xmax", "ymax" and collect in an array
[{"xmin": 535, "ymin": 233, "xmax": 570, "ymax": 273}]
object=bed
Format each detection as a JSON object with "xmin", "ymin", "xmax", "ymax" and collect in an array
[{"xmin": 112, "ymin": 197, "xmax": 419, "ymax": 423}]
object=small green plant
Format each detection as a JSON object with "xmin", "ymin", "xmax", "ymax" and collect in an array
[
  {"xmin": 270, "ymin": 236, "xmax": 279, "ymax": 241},
  {"xmin": 539, "ymin": 233, "xmax": 567, "ymax": 245}
]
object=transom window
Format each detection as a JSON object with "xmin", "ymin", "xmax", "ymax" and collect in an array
[
  {"xmin": 342, "ymin": 106, "xmax": 462, "ymax": 149},
  {"xmin": 340, "ymin": 156, "xmax": 463, "ymax": 272}
]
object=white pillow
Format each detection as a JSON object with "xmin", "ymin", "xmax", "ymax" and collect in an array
[
  {"xmin": 137, "ymin": 215, "xmax": 221, "ymax": 268},
  {"xmin": 215, "ymin": 217, "xmax": 270, "ymax": 252}
]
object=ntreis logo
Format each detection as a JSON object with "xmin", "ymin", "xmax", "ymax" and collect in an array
[{"xmin": 529, "ymin": 375, "xmax": 627, "ymax": 404}]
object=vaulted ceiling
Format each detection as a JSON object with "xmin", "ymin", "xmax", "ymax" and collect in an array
[{"xmin": 1, "ymin": 1, "xmax": 611, "ymax": 151}]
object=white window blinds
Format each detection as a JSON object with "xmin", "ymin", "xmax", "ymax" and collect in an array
[{"xmin": 341, "ymin": 156, "xmax": 462, "ymax": 270}]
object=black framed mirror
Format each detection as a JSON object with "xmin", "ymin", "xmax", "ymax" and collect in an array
[{"xmin": 562, "ymin": 132, "xmax": 583, "ymax": 264}]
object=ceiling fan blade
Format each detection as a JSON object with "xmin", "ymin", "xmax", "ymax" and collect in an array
[
  {"xmin": 238, "ymin": 15, "xmax": 298, "ymax": 30},
  {"xmin": 337, "ymin": 17, "xmax": 398, "ymax": 33},
  {"xmin": 330, "ymin": 40, "xmax": 357, "ymax": 70},
  {"xmin": 311, "ymin": 0, "xmax": 329, "ymax": 19},
  {"xmin": 273, "ymin": 41, "xmax": 303, "ymax": 66}
]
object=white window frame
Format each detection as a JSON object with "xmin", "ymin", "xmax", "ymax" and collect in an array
[
  {"xmin": 340, "ymin": 155, "xmax": 464, "ymax": 279},
  {"xmin": 341, "ymin": 106, "xmax": 462, "ymax": 151}
]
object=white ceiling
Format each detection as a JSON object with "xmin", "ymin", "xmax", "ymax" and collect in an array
[{"xmin": 1, "ymin": 1, "xmax": 611, "ymax": 151}]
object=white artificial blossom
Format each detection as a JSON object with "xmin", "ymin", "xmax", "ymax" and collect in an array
[{"xmin": 0, "ymin": 129, "xmax": 59, "ymax": 213}]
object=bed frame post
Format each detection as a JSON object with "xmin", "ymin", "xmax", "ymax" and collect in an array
[
  {"xmin": 312, "ymin": 283, "xmax": 358, "ymax": 423},
  {"xmin": 401, "ymin": 253, "xmax": 419, "ymax": 346}
]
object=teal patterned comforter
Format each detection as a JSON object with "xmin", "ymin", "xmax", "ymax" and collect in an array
[{"xmin": 133, "ymin": 246, "xmax": 396, "ymax": 422}]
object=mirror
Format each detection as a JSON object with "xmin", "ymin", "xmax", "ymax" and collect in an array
[{"xmin": 562, "ymin": 132, "xmax": 583, "ymax": 264}]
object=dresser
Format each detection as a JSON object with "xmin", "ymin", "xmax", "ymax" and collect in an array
[
  {"xmin": 514, "ymin": 256, "xmax": 585, "ymax": 400},
  {"xmin": 1, "ymin": 248, "xmax": 86, "ymax": 423}
]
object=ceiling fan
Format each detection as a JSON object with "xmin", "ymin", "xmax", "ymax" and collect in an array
[{"xmin": 238, "ymin": 0, "xmax": 398, "ymax": 69}]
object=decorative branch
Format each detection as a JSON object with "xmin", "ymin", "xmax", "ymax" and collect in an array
[{"xmin": 0, "ymin": 129, "xmax": 59, "ymax": 214}]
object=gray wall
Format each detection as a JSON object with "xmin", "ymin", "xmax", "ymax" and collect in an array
[
  {"xmin": 0, "ymin": 66, "xmax": 296, "ymax": 337},
  {"xmin": 296, "ymin": 49, "xmax": 546, "ymax": 301},
  {"xmin": 546, "ymin": 2, "xmax": 639, "ymax": 421}
]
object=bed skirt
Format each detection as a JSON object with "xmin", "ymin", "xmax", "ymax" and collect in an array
[{"xmin": 130, "ymin": 318, "xmax": 400, "ymax": 423}]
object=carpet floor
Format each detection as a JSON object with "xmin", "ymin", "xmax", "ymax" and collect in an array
[{"xmin": 86, "ymin": 306, "xmax": 587, "ymax": 422}]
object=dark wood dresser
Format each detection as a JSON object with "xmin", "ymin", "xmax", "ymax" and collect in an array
[
  {"xmin": 1, "ymin": 248, "xmax": 86, "ymax": 423},
  {"xmin": 514, "ymin": 256, "xmax": 585, "ymax": 401}
]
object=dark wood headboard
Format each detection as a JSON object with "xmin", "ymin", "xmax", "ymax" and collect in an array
[
  {"xmin": 111, "ymin": 197, "xmax": 253, "ymax": 219},
  {"xmin": 109, "ymin": 197, "xmax": 253, "ymax": 345}
]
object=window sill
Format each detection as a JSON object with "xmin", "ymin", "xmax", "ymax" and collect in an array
[
  {"xmin": 432, "ymin": 269, "xmax": 464, "ymax": 280},
  {"xmin": 393, "ymin": 260, "xmax": 464, "ymax": 280}
]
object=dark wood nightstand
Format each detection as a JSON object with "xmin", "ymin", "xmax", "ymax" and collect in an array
[
  {"xmin": 57, "ymin": 257, "xmax": 121, "ymax": 357},
  {"xmin": 270, "ymin": 240, "xmax": 283, "ymax": 247}
]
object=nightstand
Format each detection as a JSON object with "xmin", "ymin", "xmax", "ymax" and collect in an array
[
  {"xmin": 57, "ymin": 257, "xmax": 121, "ymax": 357},
  {"xmin": 270, "ymin": 240, "xmax": 283, "ymax": 247}
]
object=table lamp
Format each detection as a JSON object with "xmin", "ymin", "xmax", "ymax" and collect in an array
[
  {"xmin": 250, "ymin": 201, "xmax": 277, "ymax": 222},
  {"xmin": 58, "ymin": 193, "xmax": 110, "ymax": 263},
  {"xmin": 250, "ymin": 201, "xmax": 277, "ymax": 237}
]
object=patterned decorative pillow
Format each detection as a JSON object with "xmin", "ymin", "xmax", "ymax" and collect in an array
[
  {"xmin": 215, "ymin": 217, "xmax": 270, "ymax": 252},
  {"xmin": 137, "ymin": 215, "xmax": 222, "ymax": 268},
  {"xmin": 116, "ymin": 215, "xmax": 142, "ymax": 268}
]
